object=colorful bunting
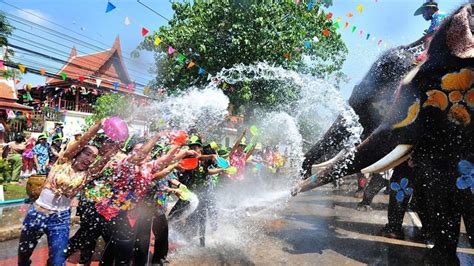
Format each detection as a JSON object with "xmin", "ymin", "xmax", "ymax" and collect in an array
[
  {"xmin": 347, "ymin": 12, "xmax": 353, "ymax": 18},
  {"xmin": 336, "ymin": 17, "xmax": 341, "ymax": 23},
  {"xmin": 96, "ymin": 79, "xmax": 102, "ymax": 87},
  {"xmin": 322, "ymin": 29, "xmax": 330, "ymax": 37},
  {"xmin": 168, "ymin": 46, "xmax": 175, "ymax": 55},
  {"xmin": 141, "ymin": 27, "xmax": 149, "ymax": 37},
  {"xmin": 0, "ymin": 60, "xmax": 3, "ymax": 68},
  {"xmin": 79, "ymin": 76, "xmax": 85, "ymax": 84},
  {"xmin": 60, "ymin": 72, "xmax": 67, "ymax": 81},
  {"xmin": 154, "ymin": 36, "xmax": 162, "ymax": 46},
  {"xmin": 378, "ymin": 40, "xmax": 383, "ymax": 45},
  {"xmin": 344, "ymin": 22, "xmax": 349, "ymax": 29},
  {"xmin": 127, "ymin": 83, "xmax": 135, "ymax": 91},
  {"xmin": 187, "ymin": 61, "xmax": 195, "ymax": 69},
  {"xmin": 366, "ymin": 33, "xmax": 370, "ymax": 40},
  {"xmin": 18, "ymin": 64, "xmax": 26, "ymax": 74},
  {"xmin": 124, "ymin": 16, "xmax": 131, "ymax": 26},
  {"xmin": 307, "ymin": 0, "xmax": 313, "ymax": 11},
  {"xmin": 352, "ymin": 26, "xmax": 357, "ymax": 33},
  {"xmin": 39, "ymin": 68, "xmax": 46, "ymax": 76},
  {"xmin": 113, "ymin": 82, "xmax": 119, "ymax": 89},
  {"xmin": 313, "ymin": 36, "xmax": 319, "ymax": 42},
  {"xmin": 357, "ymin": 4, "xmax": 364, "ymax": 13},
  {"xmin": 178, "ymin": 54, "xmax": 186, "ymax": 63},
  {"xmin": 333, "ymin": 22, "xmax": 340, "ymax": 29},
  {"xmin": 105, "ymin": 1, "xmax": 116, "ymax": 13},
  {"xmin": 326, "ymin": 12, "xmax": 333, "ymax": 20},
  {"xmin": 283, "ymin": 53, "xmax": 291, "ymax": 60},
  {"xmin": 359, "ymin": 30, "xmax": 364, "ymax": 35},
  {"xmin": 304, "ymin": 41, "xmax": 311, "ymax": 49},
  {"xmin": 198, "ymin": 67, "xmax": 205, "ymax": 75},
  {"xmin": 143, "ymin": 86, "xmax": 150, "ymax": 95}
]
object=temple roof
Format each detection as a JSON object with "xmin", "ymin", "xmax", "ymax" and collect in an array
[{"xmin": 46, "ymin": 36, "xmax": 138, "ymax": 94}]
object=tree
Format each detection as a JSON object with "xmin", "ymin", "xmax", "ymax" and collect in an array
[
  {"xmin": 84, "ymin": 94, "xmax": 131, "ymax": 127},
  {"xmin": 138, "ymin": 0, "xmax": 347, "ymax": 112},
  {"xmin": 0, "ymin": 13, "xmax": 17, "ymax": 79}
]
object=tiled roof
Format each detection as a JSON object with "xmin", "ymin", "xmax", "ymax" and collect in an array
[{"xmin": 46, "ymin": 36, "xmax": 137, "ymax": 94}]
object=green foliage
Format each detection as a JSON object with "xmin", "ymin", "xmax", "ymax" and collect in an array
[
  {"xmin": 138, "ymin": 0, "xmax": 347, "ymax": 111},
  {"xmin": 0, "ymin": 12, "xmax": 13, "ymax": 60},
  {"xmin": 85, "ymin": 94, "xmax": 131, "ymax": 127},
  {"xmin": 0, "ymin": 159, "xmax": 12, "ymax": 184}
]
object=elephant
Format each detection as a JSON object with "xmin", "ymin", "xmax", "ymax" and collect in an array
[
  {"xmin": 301, "ymin": 40, "xmax": 417, "ymax": 178},
  {"xmin": 293, "ymin": 4, "xmax": 474, "ymax": 264}
]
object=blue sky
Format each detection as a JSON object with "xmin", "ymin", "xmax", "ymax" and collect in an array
[{"xmin": 0, "ymin": 0, "xmax": 469, "ymax": 98}]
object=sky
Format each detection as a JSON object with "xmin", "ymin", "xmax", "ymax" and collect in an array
[{"xmin": 0, "ymin": 0, "xmax": 469, "ymax": 98}]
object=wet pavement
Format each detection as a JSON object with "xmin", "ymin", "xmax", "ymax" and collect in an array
[{"xmin": 0, "ymin": 176, "xmax": 473, "ymax": 265}]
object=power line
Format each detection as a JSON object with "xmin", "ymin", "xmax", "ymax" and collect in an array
[
  {"xmin": 0, "ymin": 1, "xmax": 156, "ymax": 70},
  {"xmin": 2, "ymin": 11, "xmax": 154, "ymax": 81}
]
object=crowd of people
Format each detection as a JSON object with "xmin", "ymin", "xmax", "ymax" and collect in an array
[{"xmin": 0, "ymin": 117, "xmax": 288, "ymax": 266}]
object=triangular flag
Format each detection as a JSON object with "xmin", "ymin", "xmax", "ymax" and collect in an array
[
  {"xmin": 177, "ymin": 54, "xmax": 186, "ymax": 63},
  {"xmin": 357, "ymin": 4, "xmax": 364, "ymax": 13},
  {"xmin": 143, "ymin": 86, "xmax": 150, "ymax": 95},
  {"xmin": 105, "ymin": 1, "xmax": 116, "ymax": 13},
  {"xmin": 336, "ymin": 17, "xmax": 341, "ymax": 23},
  {"xmin": 344, "ymin": 22, "xmax": 349, "ymax": 29},
  {"xmin": 307, "ymin": 0, "xmax": 313, "ymax": 11},
  {"xmin": 377, "ymin": 40, "xmax": 383, "ymax": 45},
  {"xmin": 359, "ymin": 30, "xmax": 364, "ymax": 35},
  {"xmin": 0, "ymin": 60, "xmax": 3, "ymax": 68},
  {"xmin": 322, "ymin": 29, "xmax": 330, "ymax": 37},
  {"xmin": 333, "ymin": 22, "xmax": 340, "ymax": 29},
  {"xmin": 347, "ymin": 12, "xmax": 353, "ymax": 18},
  {"xmin": 283, "ymin": 53, "xmax": 291, "ymax": 60},
  {"xmin": 96, "ymin": 79, "xmax": 102, "ymax": 87},
  {"xmin": 113, "ymin": 82, "xmax": 119, "ymax": 89},
  {"xmin": 18, "ymin": 64, "xmax": 26, "ymax": 74},
  {"xmin": 141, "ymin": 27, "xmax": 149, "ymax": 37},
  {"xmin": 352, "ymin": 26, "xmax": 357, "ymax": 33},
  {"xmin": 79, "ymin": 76, "xmax": 85, "ymax": 84},
  {"xmin": 187, "ymin": 61, "xmax": 195, "ymax": 69},
  {"xmin": 60, "ymin": 72, "xmax": 67, "ymax": 81},
  {"xmin": 198, "ymin": 67, "xmax": 205, "ymax": 75},
  {"xmin": 313, "ymin": 36, "xmax": 319, "ymax": 42},
  {"xmin": 326, "ymin": 12, "xmax": 333, "ymax": 20},
  {"xmin": 39, "ymin": 68, "xmax": 46, "ymax": 75},
  {"xmin": 304, "ymin": 41, "xmax": 311, "ymax": 49},
  {"xmin": 366, "ymin": 33, "xmax": 371, "ymax": 40},
  {"xmin": 168, "ymin": 46, "xmax": 175, "ymax": 55},
  {"xmin": 124, "ymin": 16, "xmax": 131, "ymax": 26},
  {"xmin": 154, "ymin": 36, "xmax": 162, "ymax": 46}
]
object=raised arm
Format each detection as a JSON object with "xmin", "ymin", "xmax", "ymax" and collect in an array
[
  {"xmin": 62, "ymin": 120, "xmax": 102, "ymax": 162},
  {"xmin": 230, "ymin": 129, "xmax": 246, "ymax": 156},
  {"xmin": 153, "ymin": 162, "xmax": 178, "ymax": 180},
  {"xmin": 128, "ymin": 133, "xmax": 163, "ymax": 165}
]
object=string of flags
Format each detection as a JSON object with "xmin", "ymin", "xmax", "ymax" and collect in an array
[
  {"xmin": 104, "ymin": 1, "xmax": 210, "ymax": 80},
  {"xmin": 293, "ymin": 0, "xmax": 389, "ymax": 60},
  {"xmin": 1, "ymin": 59, "xmax": 153, "ymax": 96}
]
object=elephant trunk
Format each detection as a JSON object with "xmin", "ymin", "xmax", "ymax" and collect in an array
[
  {"xmin": 301, "ymin": 115, "xmax": 352, "ymax": 178},
  {"xmin": 293, "ymin": 126, "xmax": 400, "ymax": 195}
]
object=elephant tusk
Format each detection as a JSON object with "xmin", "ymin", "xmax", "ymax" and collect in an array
[
  {"xmin": 312, "ymin": 150, "xmax": 345, "ymax": 170},
  {"xmin": 361, "ymin": 144, "xmax": 413, "ymax": 174}
]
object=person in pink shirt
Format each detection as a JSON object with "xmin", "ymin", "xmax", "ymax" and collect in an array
[{"xmin": 229, "ymin": 130, "xmax": 255, "ymax": 181}]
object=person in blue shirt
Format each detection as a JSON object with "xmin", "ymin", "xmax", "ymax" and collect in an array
[
  {"xmin": 32, "ymin": 133, "xmax": 49, "ymax": 174},
  {"xmin": 414, "ymin": 0, "xmax": 447, "ymax": 34}
]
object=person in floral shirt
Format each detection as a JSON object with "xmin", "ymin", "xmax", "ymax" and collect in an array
[
  {"xmin": 32, "ymin": 133, "xmax": 49, "ymax": 174},
  {"xmin": 96, "ymin": 133, "xmax": 197, "ymax": 265}
]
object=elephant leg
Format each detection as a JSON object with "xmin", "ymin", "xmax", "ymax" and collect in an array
[{"xmin": 359, "ymin": 173, "xmax": 386, "ymax": 207}]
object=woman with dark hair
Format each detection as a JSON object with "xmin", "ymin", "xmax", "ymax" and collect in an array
[{"xmin": 18, "ymin": 120, "xmax": 116, "ymax": 266}]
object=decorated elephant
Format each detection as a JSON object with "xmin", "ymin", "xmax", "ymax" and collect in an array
[
  {"xmin": 301, "ymin": 39, "xmax": 416, "ymax": 178},
  {"xmin": 293, "ymin": 4, "xmax": 474, "ymax": 264}
]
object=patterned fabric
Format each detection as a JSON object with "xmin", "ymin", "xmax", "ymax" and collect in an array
[
  {"xmin": 48, "ymin": 162, "xmax": 87, "ymax": 198},
  {"xmin": 427, "ymin": 12, "xmax": 447, "ymax": 34},
  {"xmin": 95, "ymin": 156, "xmax": 162, "ymax": 221},
  {"xmin": 150, "ymin": 173, "xmax": 177, "ymax": 215},
  {"xmin": 229, "ymin": 150, "xmax": 246, "ymax": 180},
  {"xmin": 33, "ymin": 143, "xmax": 49, "ymax": 173}
]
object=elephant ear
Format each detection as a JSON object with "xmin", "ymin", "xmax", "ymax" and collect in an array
[{"xmin": 457, "ymin": 160, "xmax": 474, "ymax": 175}]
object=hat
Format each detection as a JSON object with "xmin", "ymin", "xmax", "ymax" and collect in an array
[
  {"xmin": 38, "ymin": 133, "xmax": 48, "ymax": 140},
  {"xmin": 151, "ymin": 143, "xmax": 165, "ymax": 159},
  {"xmin": 188, "ymin": 135, "xmax": 202, "ymax": 147},
  {"xmin": 217, "ymin": 146, "xmax": 230, "ymax": 157},
  {"xmin": 52, "ymin": 134, "xmax": 63, "ymax": 142},
  {"xmin": 55, "ymin": 122, "xmax": 64, "ymax": 127},
  {"xmin": 414, "ymin": 0, "xmax": 438, "ymax": 16}
]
